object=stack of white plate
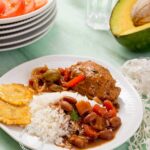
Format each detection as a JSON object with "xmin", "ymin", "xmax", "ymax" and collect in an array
[{"xmin": 0, "ymin": 0, "xmax": 56, "ymax": 51}]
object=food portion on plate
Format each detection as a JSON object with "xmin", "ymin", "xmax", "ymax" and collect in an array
[
  {"xmin": 0, "ymin": 61, "xmax": 122, "ymax": 149},
  {"xmin": 0, "ymin": 99, "xmax": 31, "ymax": 125},
  {"xmin": 26, "ymin": 92, "xmax": 121, "ymax": 149},
  {"xmin": 0, "ymin": 84, "xmax": 33, "ymax": 125},
  {"xmin": 0, "ymin": 0, "xmax": 48, "ymax": 19},
  {"xmin": 29, "ymin": 61, "xmax": 121, "ymax": 102},
  {"xmin": 0, "ymin": 84, "xmax": 33, "ymax": 106},
  {"xmin": 69, "ymin": 61, "xmax": 121, "ymax": 101}
]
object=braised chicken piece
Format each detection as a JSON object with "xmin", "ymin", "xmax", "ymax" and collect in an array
[
  {"xmin": 70, "ymin": 61, "xmax": 121, "ymax": 101},
  {"xmin": 91, "ymin": 116, "xmax": 107, "ymax": 131},
  {"xmin": 83, "ymin": 124, "xmax": 98, "ymax": 139},
  {"xmin": 76, "ymin": 101, "xmax": 92, "ymax": 116},
  {"xmin": 84, "ymin": 112, "xmax": 107, "ymax": 131}
]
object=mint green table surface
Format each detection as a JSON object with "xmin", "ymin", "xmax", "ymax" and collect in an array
[{"xmin": 0, "ymin": 0, "xmax": 149, "ymax": 150}]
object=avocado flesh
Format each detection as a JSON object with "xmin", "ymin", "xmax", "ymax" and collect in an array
[
  {"xmin": 110, "ymin": 0, "xmax": 150, "ymax": 51},
  {"xmin": 110, "ymin": 0, "xmax": 150, "ymax": 36}
]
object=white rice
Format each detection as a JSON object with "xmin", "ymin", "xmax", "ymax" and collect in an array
[{"xmin": 26, "ymin": 91, "xmax": 92, "ymax": 145}]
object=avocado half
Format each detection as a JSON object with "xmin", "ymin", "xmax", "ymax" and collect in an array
[{"xmin": 110, "ymin": 0, "xmax": 150, "ymax": 52}]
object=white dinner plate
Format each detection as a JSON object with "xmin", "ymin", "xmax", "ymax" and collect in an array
[
  {"xmin": 0, "ymin": 30, "xmax": 48, "ymax": 52},
  {"xmin": 0, "ymin": 15, "xmax": 56, "ymax": 51},
  {"xmin": 0, "ymin": 0, "xmax": 56, "ymax": 30},
  {"xmin": 0, "ymin": 0, "xmax": 54, "ymax": 24},
  {"xmin": 0, "ymin": 55, "xmax": 143, "ymax": 150},
  {"xmin": 0, "ymin": 29, "xmax": 49, "ymax": 51},
  {"xmin": 0, "ymin": 9, "xmax": 57, "ymax": 46},
  {"xmin": 0, "ymin": 8, "xmax": 56, "ymax": 41},
  {"xmin": 0, "ymin": 2, "xmax": 56, "ymax": 34}
]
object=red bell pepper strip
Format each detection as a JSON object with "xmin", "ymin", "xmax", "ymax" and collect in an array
[
  {"xmin": 63, "ymin": 74, "xmax": 85, "ymax": 88},
  {"xmin": 93, "ymin": 104, "xmax": 107, "ymax": 117},
  {"xmin": 103, "ymin": 100, "xmax": 114, "ymax": 110},
  {"xmin": 93, "ymin": 101, "xmax": 116, "ymax": 118},
  {"xmin": 103, "ymin": 100, "xmax": 116, "ymax": 117},
  {"xmin": 107, "ymin": 107, "xmax": 116, "ymax": 118},
  {"xmin": 83, "ymin": 124, "xmax": 98, "ymax": 138}
]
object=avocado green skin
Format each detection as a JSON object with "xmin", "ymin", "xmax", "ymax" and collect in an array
[
  {"xmin": 115, "ymin": 28, "xmax": 150, "ymax": 52},
  {"xmin": 110, "ymin": 0, "xmax": 150, "ymax": 52}
]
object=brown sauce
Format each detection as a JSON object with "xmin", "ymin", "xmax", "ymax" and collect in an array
[{"xmin": 71, "ymin": 129, "xmax": 119, "ymax": 150}]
